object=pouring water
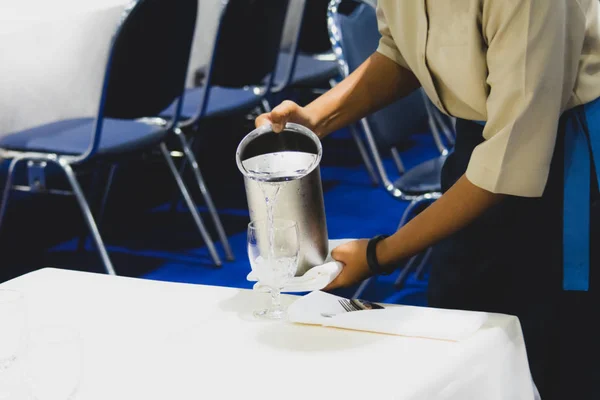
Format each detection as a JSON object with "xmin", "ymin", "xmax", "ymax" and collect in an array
[{"xmin": 237, "ymin": 123, "xmax": 329, "ymax": 278}]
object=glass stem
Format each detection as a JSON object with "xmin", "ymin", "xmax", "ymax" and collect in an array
[{"xmin": 270, "ymin": 288, "xmax": 282, "ymax": 311}]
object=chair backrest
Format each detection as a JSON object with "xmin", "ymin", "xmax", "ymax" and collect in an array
[
  {"xmin": 273, "ymin": 0, "xmax": 309, "ymax": 92},
  {"xmin": 208, "ymin": 0, "xmax": 291, "ymax": 88},
  {"xmin": 84, "ymin": 0, "xmax": 197, "ymax": 160},
  {"xmin": 329, "ymin": 0, "xmax": 428, "ymax": 149},
  {"xmin": 298, "ymin": 0, "xmax": 332, "ymax": 54},
  {"xmin": 102, "ymin": 0, "xmax": 197, "ymax": 119}
]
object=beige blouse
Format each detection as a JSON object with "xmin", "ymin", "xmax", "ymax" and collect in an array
[{"xmin": 376, "ymin": 0, "xmax": 600, "ymax": 197}]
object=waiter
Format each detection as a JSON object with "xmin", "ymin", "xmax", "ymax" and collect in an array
[{"xmin": 257, "ymin": 1, "xmax": 600, "ymax": 398}]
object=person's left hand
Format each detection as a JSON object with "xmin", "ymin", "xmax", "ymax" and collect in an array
[{"xmin": 324, "ymin": 239, "xmax": 372, "ymax": 291}]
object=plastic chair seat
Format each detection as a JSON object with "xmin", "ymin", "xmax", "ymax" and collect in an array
[
  {"xmin": 276, "ymin": 52, "xmax": 339, "ymax": 87},
  {"xmin": 393, "ymin": 156, "xmax": 446, "ymax": 196},
  {"xmin": 0, "ymin": 118, "xmax": 167, "ymax": 156},
  {"xmin": 161, "ymin": 86, "xmax": 263, "ymax": 120}
]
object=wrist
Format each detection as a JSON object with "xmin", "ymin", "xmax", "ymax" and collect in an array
[
  {"xmin": 303, "ymin": 104, "xmax": 328, "ymax": 138},
  {"xmin": 375, "ymin": 237, "xmax": 396, "ymax": 269},
  {"xmin": 366, "ymin": 235, "xmax": 396, "ymax": 275}
]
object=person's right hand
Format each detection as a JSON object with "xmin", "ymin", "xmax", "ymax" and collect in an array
[{"xmin": 255, "ymin": 100, "xmax": 315, "ymax": 134}]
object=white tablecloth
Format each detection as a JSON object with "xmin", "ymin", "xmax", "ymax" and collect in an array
[
  {"xmin": 0, "ymin": 268, "xmax": 538, "ymax": 400},
  {"xmin": 0, "ymin": 0, "xmax": 222, "ymax": 138}
]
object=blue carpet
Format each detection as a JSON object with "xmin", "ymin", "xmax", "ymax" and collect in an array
[{"xmin": 0, "ymin": 120, "xmax": 437, "ymax": 306}]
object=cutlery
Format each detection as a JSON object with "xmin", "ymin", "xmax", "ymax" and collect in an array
[{"xmin": 321, "ymin": 298, "xmax": 384, "ymax": 318}]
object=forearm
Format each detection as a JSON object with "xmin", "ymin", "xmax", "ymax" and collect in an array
[
  {"xmin": 306, "ymin": 52, "xmax": 420, "ymax": 138},
  {"xmin": 376, "ymin": 175, "xmax": 506, "ymax": 266}
]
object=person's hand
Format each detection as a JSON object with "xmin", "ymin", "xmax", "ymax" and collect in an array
[
  {"xmin": 324, "ymin": 239, "xmax": 372, "ymax": 291},
  {"xmin": 255, "ymin": 100, "xmax": 315, "ymax": 133}
]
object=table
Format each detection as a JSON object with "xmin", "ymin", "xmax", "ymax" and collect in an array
[
  {"xmin": 0, "ymin": 0, "xmax": 222, "ymax": 138},
  {"xmin": 0, "ymin": 268, "xmax": 538, "ymax": 399}
]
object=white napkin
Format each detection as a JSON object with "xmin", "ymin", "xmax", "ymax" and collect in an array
[
  {"xmin": 246, "ymin": 238, "xmax": 352, "ymax": 293},
  {"xmin": 287, "ymin": 291, "xmax": 488, "ymax": 341}
]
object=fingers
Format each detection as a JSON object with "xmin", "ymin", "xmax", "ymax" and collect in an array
[
  {"xmin": 255, "ymin": 113, "xmax": 271, "ymax": 129},
  {"xmin": 325, "ymin": 244, "xmax": 351, "ymax": 291},
  {"xmin": 270, "ymin": 100, "xmax": 297, "ymax": 132},
  {"xmin": 254, "ymin": 100, "xmax": 299, "ymax": 133},
  {"xmin": 323, "ymin": 274, "xmax": 344, "ymax": 291},
  {"xmin": 325, "ymin": 240, "xmax": 370, "ymax": 292},
  {"xmin": 330, "ymin": 242, "xmax": 351, "ymax": 262}
]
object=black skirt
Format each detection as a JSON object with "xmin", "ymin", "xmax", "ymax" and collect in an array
[{"xmin": 428, "ymin": 113, "xmax": 600, "ymax": 399}]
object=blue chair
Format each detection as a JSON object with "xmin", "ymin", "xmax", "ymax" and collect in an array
[
  {"xmin": 160, "ymin": 0, "xmax": 292, "ymax": 250},
  {"xmin": 162, "ymin": 0, "xmax": 291, "ymax": 123},
  {"xmin": 328, "ymin": 0, "xmax": 456, "ymax": 296},
  {"xmin": 273, "ymin": 0, "xmax": 340, "ymax": 91},
  {"xmin": 329, "ymin": 0, "xmax": 455, "ymax": 201},
  {"xmin": 0, "ymin": 0, "xmax": 224, "ymax": 274}
]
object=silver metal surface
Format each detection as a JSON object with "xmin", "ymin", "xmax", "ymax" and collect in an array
[{"xmin": 236, "ymin": 123, "xmax": 328, "ymax": 275}]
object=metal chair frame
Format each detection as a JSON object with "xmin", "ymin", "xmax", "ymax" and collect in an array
[
  {"xmin": 327, "ymin": 0, "xmax": 455, "ymax": 201},
  {"xmin": 0, "ymin": 0, "xmax": 223, "ymax": 274}
]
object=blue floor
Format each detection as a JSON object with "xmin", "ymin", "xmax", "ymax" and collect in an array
[{"xmin": 0, "ymin": 117, "xmax": 437, "ymax": 306}]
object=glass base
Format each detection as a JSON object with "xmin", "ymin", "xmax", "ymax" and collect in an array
[{"xmin": 253, "ymin": 308, "xmax": 286, "ymax": 320}]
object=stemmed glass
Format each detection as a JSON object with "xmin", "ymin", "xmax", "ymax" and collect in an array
[{"xmin": 247, "ymin": 218, "xmax": 299, "ymax": 319}]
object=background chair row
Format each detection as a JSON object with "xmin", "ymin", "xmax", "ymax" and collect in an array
[
  {"xmin": 0, "ymin": 0, "xmax": 334, "ymax": 274},
  {"xmin": 0, "ymin": 0, "xmax": 451, "ymax": 286}
]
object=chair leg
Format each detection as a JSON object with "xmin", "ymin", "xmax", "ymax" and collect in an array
[
  {"xmin": 390, "ymin": 147, "xmax": 405, "ymax": 175},
  {"xmin": 414, "ymin": 247, "xmax": 432, "ymax": 280},
  {"xmin": 352, "ymin": 276, "xmax": 374, "ymax": 299},
  {"xmin": 261, "ymin": 99, "xmax": 272, "ymax": 113},
  {"xmin": 159, "ymin": 142, "xmax": 222, "ymax": 267},
  {"xmin": 394, "ymin": 246, "xmax": 433, "ymax": 288},
  {"xmin": 174, "ymin": 129, "xmax": 234, "ymax": 261},
  {"xmin": 421, "ymin": 91, "xmax": 450, "ymax": 156},
  {"xmin": 348, "ymin": 124, "xmax": 379, "ymax": 185},
  {"xmin": 96, "ymin": 164, "xmax": 117, "ymax": 228},
  {"xmin": 393, "ymin": 254, "xmax": 420, "ymax": 288},
  {"xmin": 57, "ymin": 161, "xmax": 116, "ymax": 275},
  {"xmin": 167, "ymin": 136, "xmax": 198, "ymax": 214},
  {"xmin": 77, "ymin": 164, "xmax": 118, "ymax": 252},
  {"xmin": 0, "ymin": 158, "xmax": 23, "ymax": 232},
  {"xmin": 397, "ymin": 196, "xmax": 432, "ymax": 230},
  {"xmin": 359, "ymin": 118, "xmax": 393, "ymax": 187}
]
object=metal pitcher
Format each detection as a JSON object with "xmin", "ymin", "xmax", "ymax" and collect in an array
[{"xmin": 236, "ymin": 123, "xmax": 328, "ymax": 275}]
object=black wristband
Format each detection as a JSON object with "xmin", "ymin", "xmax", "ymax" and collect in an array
[{"xmin": 366, "ymin": 235, "xmax": 392, "ymax": 276}]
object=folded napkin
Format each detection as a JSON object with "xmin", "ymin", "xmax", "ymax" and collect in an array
[
  {"xmin": 246, "ymin": 238, "xmax": 352, "ymax": 293},
  {"xmin": 287, "ymin": 291, "xmax": 488, "ymax": 341}
]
